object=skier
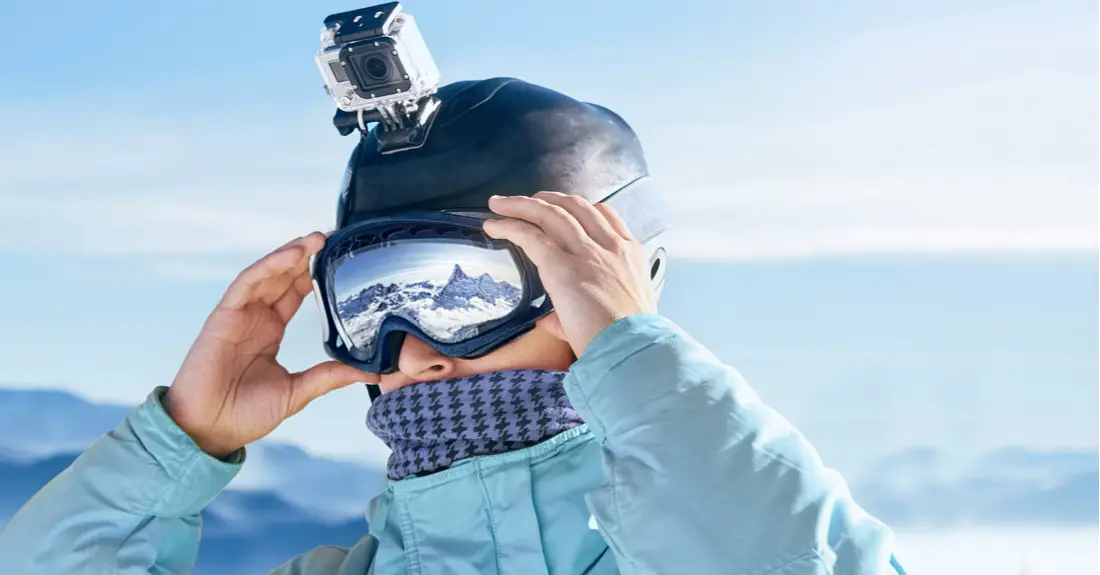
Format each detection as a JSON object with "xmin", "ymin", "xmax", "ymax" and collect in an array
[{"xmin": 0, "ymin": 78, "xmax": 906, "ymax": 574}]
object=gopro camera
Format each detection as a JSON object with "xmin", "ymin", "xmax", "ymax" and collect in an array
[{"xmin": 316, "ymin": 2, "xmax": 441, "ymax": 115}]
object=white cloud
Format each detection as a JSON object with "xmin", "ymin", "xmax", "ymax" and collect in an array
[
  {"xmin": 0, "ymin": 110, "xmax": 344, "ymax": 258},
  {"xmin": 664, "ymin": 171, "xmax": 1097, "ymax": 259},
  {"xmin": 0, "ymin": 191, "xmax": 327, "ymax": 254},
  {"xmin": 1, "ymin": 110, "xmax": 1093, "ymax": 263},
  {"xmin": 637, "ymin": 4, "xmax": 1099, "ymax": 260}
]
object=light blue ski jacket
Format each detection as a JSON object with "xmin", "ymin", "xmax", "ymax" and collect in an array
[{"xmin": 0, "ymin": 314, "xmax": 905, "ymax": 574}]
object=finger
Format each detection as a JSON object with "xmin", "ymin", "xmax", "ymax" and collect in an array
[
  {"xmin": 271, "ymin": 231, "xmax": 325, "ymax": 255},
  {"xmin": 482, "ymin": 218, "xmax": 563, "ymax": 269},
  {"xmin": 220, "ymin": 245, "xmax": 306, "ymax": 309},
  {"xmin": 263, "ymin": 242, "xmax": 318, "ymax": 301},
  {"xmin": 251, "ymin": 249, "xmax": 312, "ymax": 313},
  {"xmin": 278, "ymin": 231, "xmax": 326, "ymax": 250},
  {"xmin": 289, "ymin": 361, "xmax": 377, "ymax": 414},
  {"xmin": 488, "ymin": 195, "xmax": 588, "ymax": 252},
  {"xmin": 248, "ymin": 247, "xmax": 312, "ymax": 310},
  {"xmin": 220, "ymin": 233, "xmax": 326, "ymax": 310},
  {"xmin": 593, "ymin": 203, "xmax": 635, "ymax": 241},
  {"xmin": 272, "ymin": 268, "xmax": 316, "ymax": 324},
  {"xmin": 274, "ymin": 235, "xmax": 304, "ymax": 252},
  {"xmin": 534, "ymin": 192, "xmax": 622, "ymax": 248},
  {"xmin": 296, "ymin": 231, "xmax": 328, "ymax": 254}
]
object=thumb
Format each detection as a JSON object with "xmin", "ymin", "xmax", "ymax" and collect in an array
[{"xmin": 290, "ymin": 361, "xmax": 377, "ymax": 413}]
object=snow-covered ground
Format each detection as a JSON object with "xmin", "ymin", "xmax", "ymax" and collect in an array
[{"xmin": 894, "ymin": 526, "xmax": 1097, "ymax": 574}]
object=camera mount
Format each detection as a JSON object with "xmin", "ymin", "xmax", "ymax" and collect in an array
[{"xmin": 332, "ymin": 93, "xmax": 441, "ymax": 154}]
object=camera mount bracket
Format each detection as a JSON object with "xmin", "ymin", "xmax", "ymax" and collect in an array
[{"xmin": 332, "ymin": 94, "xmax": 441, "ymax": 154}]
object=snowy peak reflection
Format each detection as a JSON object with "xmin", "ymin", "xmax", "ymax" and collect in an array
[
  {"xmin": 336, "ymin": 264, "xmax": 522, "ymax": 347},
  {"xmin": 436, "ymin": 265, "xmax": 521, "ymax": 310}
]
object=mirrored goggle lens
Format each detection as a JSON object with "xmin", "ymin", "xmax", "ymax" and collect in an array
[{"xmin": 329, "ymin": 238, "xmax": 525, "ymax": 355}]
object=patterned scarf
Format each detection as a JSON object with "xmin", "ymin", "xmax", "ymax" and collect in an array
[{"xmin": 366, "ymin": 370, "xmax": 584, "ymax": 480}]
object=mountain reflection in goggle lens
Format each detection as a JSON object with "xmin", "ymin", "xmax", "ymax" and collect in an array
[{"xmin": 331, "ymin": 240, "xmax": 524, "ymax": 353}]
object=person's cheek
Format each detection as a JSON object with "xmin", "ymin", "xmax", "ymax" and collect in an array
[{"xmin": 468, "ymin": 328, "xmax": 575, "ymax": 373}]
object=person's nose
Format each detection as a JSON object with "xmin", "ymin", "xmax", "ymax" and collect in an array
[{"xmin": 397, "ymin": 335, "xmax": 457, "ymax": 381}]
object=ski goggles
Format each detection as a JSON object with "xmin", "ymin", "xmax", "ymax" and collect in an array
[{"xmin": 310, "ymin": 178, "xmax": 670, "ymax": 388}]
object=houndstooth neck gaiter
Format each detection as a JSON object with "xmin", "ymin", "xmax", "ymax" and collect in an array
[{"xmin": 366, "ymin": 370, "xmax": 584, "ymax": 481}]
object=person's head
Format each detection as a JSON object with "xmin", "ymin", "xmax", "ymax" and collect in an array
[{"xmin": 317, "ymin": 78, "xmax": 669, "ymax": 396}]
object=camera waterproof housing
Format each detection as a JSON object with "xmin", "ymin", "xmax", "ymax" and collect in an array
[{"xmin": 317, "ymin": 3, "xmax": 442, "ymax": 152}]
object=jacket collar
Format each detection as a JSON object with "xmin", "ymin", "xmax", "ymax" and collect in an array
[{"xmin": 364, "ymin": 426, "xmax": 611, "ymax": 574}]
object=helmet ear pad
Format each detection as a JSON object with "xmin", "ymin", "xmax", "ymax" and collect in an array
[{"xmin": 643, "ymin": 234, "xmax": 669, "ymax": 302}]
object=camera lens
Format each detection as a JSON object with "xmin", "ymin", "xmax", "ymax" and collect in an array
[{"xmin": 362, "ymin": 56, "xmax": 390, "ymax": 81}]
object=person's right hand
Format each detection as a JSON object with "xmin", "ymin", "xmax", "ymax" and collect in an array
[{"xmin": 165, "ymin": 232, "xmax": 375, "ymax": 459}]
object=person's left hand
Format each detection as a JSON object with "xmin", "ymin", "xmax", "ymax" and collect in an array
[{"xmin": 483, "ymin": 192, "xmax": 657, "ymax": 358}]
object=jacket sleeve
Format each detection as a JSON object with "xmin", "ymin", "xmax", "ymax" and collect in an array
[
  {"xmin": 0, "ymin": 387, "xmax": 242, "ymax": 574},
  {"xmin": 563, "ymin": 314, "xmax": 906, "ymax": 575}
]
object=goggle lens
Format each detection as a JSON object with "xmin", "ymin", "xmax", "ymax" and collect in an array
[{"xmin": 330, "ymin": 238, "xmax": 525, "ymax": 356}]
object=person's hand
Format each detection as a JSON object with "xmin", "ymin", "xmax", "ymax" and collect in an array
[
  {"xmin": 165, "ymin": 233, "xmax": 374, "ymax": 458},
  {"xmin": 483, "ymin": 192, "xmax": 657, "ymax": 358}
]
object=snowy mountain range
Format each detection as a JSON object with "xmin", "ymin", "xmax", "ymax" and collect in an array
[
  {"xmin": 337, "ymin": 264, "xmax": 522, "ymax": 348},
  {"xmin": 0, "ymin": 387, "xmax": 1095, "ymax": 573},
  {"xmin": 0, "ymin": 389, "xmax": 130, "ymax": 458},
  {"xmin": 0, "ymin": 388, "xmax": 381, "ymax": 574}
]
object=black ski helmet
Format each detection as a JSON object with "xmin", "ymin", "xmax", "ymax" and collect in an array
[{"xmin": 334, "ymin": 77, "xmax": 670, "ymax": 296}]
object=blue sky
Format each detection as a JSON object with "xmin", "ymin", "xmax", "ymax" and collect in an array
[{"xmin": 0, "ymin": 1, "xmax": 1095, "ymax": 471}]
